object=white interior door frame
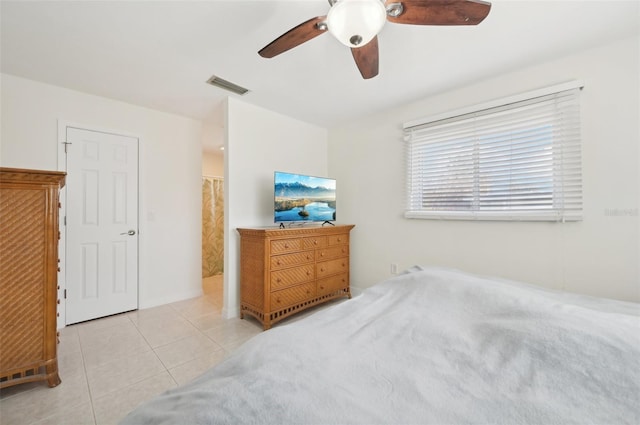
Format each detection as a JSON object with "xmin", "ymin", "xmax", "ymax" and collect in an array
[{"xmin": 57, "ymin": 120, "xmax": 142, "ymax": 328}]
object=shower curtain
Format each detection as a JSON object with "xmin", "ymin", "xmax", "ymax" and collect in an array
[{"xmin": 202, "ymin": 176, "xmax": 224, "ymax": 278}]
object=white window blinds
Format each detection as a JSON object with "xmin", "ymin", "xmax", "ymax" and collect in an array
[{"xmin": 404, "ymin": 83, "xmax": 583, "ymax": 221}]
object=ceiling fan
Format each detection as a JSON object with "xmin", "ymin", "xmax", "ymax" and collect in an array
[{"xmin": 259, "ymin": 0, "xmax": 491, "ymax": 79}]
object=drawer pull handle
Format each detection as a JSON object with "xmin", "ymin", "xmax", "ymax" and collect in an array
[
  {"xmin": 320, "ymin": 268, "xmax": 325, "ymax": 272},
  {"xmin": 276, "ymin": 298, "xmax": 280, "ymax": 303},
  {"xmin": 284, "ymin": 244, "xmax": 289, "ymax": 249},
  {"xmin": 277, "ymin": 260, "xmax": 281, "ymax": 265},
  {"xmin": 306, "ymin": 271, "xmax": 311, "ymax": 275},
  {"xmin": 314, "ymin": 240, "xmax": 318, "ymax": 245},
  {"xmin": 276, "ymin": 278, "xmax": 281, "ymax": 283},
  {"xmin": 321, "ymin": 253, "xmax": 325, "ymax": 257},
  {"xmin": 320, "ymin": 286, "xmax": 325, "ymax": 290},
  {"xmin": 337, "ymin": 238, "xmax": 341, "ymax": 242}
]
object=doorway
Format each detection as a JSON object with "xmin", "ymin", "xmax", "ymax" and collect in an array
[{"xmin": 202, "ymin": 175, "xmax": 224, "ymax": 304}]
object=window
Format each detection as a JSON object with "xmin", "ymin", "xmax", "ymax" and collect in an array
[{"xmin": 404, "ymin": 82, "xmax": 583, "ymax": 221}]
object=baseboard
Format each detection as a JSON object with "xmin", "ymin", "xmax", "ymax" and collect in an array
[
  {"xmin": 138, "ymin": 288, "xmax": 204, "ymax": 310},
  {"xmin": 350, "ymin": 285, "xmax": 366, "ymax": 297},
  {"xmin": 222, "ymin": 304, "xmax": 240, "ymax": 319}
]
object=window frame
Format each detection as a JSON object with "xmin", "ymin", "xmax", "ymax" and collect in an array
[{"xmin": 404, "ymin": 81, "xmax": 583, "ymax": 222}]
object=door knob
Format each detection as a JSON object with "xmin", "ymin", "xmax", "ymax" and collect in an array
[{"xmin": 121, "ymin": 230, "xmax": 136, "ymax": 236}]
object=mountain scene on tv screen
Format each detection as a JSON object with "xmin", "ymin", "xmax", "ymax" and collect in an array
[{"xmin": 275, "ymin": 181, "xmax": 336, "ymax": 222}]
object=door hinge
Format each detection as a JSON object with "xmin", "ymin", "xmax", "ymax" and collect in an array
[
  {"xmin": 64, "ymin": 216, "xmax": 67, "ymax": 226},
  {"xmin": 64, "ymin": 289, "xmax": 67, "ymax": 299},
  {"xmin": 62, "ymin": 141, "xmax": 72, "ymax": 153}
]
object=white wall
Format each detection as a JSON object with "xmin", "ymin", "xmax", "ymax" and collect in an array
[
  {"xmin": 201, "ymin": 116, "xmax": 225, "ymax": 177},
  {"xmin": 224, "ymin": 97, "xmax": 328, "ymax": 317},
  {"xmin": 0, "ymin": 74, "xmax": 204, "ymax": 321},
  {"xmin": 202, "ymin": 150, "xmax": 224, "ymax": 177},
  {"xmin": 329, "ymin": 36, "xmax": 640, "ymax": 303}
]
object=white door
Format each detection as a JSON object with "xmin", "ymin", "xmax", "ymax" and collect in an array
[{"xmin": 65, "ymin": 127, "xmax": 139, "ymax": 324}]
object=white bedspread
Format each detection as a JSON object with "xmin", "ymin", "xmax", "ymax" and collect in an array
[{"xmin": 121, "ymin": 267, "xmax": 640, "ymax": 425}]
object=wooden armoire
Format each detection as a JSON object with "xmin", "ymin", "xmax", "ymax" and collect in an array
[{"xmin": 0, "ymin": 167, "xmax": 65, "ymax": 388}]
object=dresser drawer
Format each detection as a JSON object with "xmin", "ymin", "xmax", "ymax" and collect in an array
[
  {"xmin": 328, "ymin": 233, "xmax": 349, "ymax": 246},
  {"xmin": 271, "ymin": 282, "xmax": 316, "ymax": 310},
  {"xmin": 317, "ymin": 273, "xmax": 349, "ymax": 296},
  {"xmin": 303, "ymin": 236, "xmax": 327, "ymax": 250},
  {"xmin": 271, "ymin": 264, "xmax": 314, "ymax": 290},
  {"xmin": 271, "ymin": 251, "xmax": 314, "ymax": 270},
  {"xmin": 316, "ymin": 245, "xmax": 349, "ymax": 261},
  {"xmin": 271, "ymin": 238, "xmax": 302, "ymax": 254},
  {"xmin": 317, "ymin": 258, "xmax": 348, "ymax": 278}
]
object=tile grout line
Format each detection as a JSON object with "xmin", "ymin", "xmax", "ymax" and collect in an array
[
  {"xmin": 160, "ymin": 298, "xmax": 230, "ymax": 383},
  {"xmin": 4, "ymin": 288, "xmax": 238, "ymax": 425},
  {"xmin": 69, "ymin": 325, "xmax": 98, "ymax": 425},
  {"xmin": 127, "ymin": 311, "xmax": 172, "ymax": 378},
  {"xmin": 89, "ymin": 315, "xmax": 171, "ymax": 423},
  {"xmin": 131, "ymin": 301, "xmax": 203, "ymax": 388}
]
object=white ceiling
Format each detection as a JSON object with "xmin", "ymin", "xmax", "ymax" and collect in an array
[{"xmin": 2, "ymin": 0, "xmax": 639, "ymax": 149}]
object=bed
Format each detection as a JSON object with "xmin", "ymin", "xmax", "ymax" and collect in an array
[{"xmin": 121, "ymin": 266, "xmax": 640, "ymax": 425}]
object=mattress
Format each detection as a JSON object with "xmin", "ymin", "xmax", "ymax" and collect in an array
[{"xmin": 121, "ymin": 266, "xmax": 640, "ymax": 425}]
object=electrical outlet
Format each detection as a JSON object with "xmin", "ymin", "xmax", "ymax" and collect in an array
[{"xmin": 390, "ymin": 263, "xmax": 398, "ymax": 274}]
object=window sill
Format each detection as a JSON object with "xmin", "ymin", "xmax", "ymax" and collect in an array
[{"xmin": 404, "ymin": 211, "xmax": 582, "ymax": 222}]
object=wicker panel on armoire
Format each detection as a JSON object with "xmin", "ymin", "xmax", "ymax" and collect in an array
[{"xmin": 0, "ymin": 168, "xmax": 65, "ymax": 388}]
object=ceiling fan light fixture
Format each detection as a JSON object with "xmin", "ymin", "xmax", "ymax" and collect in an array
[{"xmin": 327, "ymin": 0, "xmax": 387, "ymax": 48}]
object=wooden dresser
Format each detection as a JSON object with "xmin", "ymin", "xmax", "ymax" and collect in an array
[
  {"xmin": 237, "ymin": 225, "xmax": 354, "ymax": 330},
  {"xmin": 0, "ymin": 167, "xmax": 65, "ymax": 388}
]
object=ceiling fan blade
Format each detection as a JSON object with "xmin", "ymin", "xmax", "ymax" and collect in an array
[
  {"xmin": 259, "ymin": 16, "xmax": 327, "ymax": 58},
  {"xmin": 386, "ymin": 0, "xmax": 491, "ymax": 26},
  {"xmin": 351, "ymin": 36, "xmax": 379, "ymax": 79}
]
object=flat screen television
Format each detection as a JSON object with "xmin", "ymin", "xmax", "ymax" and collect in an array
[{"xmin": 274, "ymin": 171, "xmax": 336, "ymax": 224}]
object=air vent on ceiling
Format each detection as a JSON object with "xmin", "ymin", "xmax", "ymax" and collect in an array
[{"xmin": 206, "ymin": 75, "xmax": 249, "ymax": 95}]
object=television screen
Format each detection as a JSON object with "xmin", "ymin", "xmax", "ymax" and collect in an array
[{"xmin": 274, "ymin": 172, "xmax": 336, "ymax": 223}]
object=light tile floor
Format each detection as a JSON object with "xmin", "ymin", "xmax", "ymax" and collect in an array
[{"xmin": 0, "ymin": 275, "xmax": 264, "ymax": 425}]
